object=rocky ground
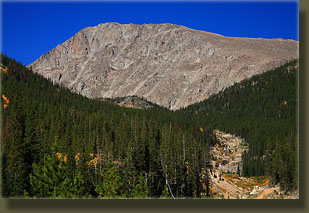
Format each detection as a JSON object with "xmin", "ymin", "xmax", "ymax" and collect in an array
[
  {"xmin": 104, "ymin": 96, "xmax": 156, "ymax": 109},
  {"xmin": 208, "ymin": 130, "xmax": 298, "ymax": 199}
]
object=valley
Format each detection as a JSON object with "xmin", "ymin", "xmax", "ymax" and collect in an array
[
  {"xmin": 209, "ymin": 130, "xmax": 298, "ymax": 199},
  {"xmin": 1, "ymin": 0, "xmax": 301, "ymax": 201},
  {"xmin": 1, "ymin": 28, "xmax": 298, "ymax": 198}
]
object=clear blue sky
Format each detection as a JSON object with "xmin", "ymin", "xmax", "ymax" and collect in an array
[{"xmin": 1, "ymin": 1, "xmax": 298, "ymax": 65}]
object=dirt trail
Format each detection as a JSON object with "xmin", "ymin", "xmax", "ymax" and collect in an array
[{"xmin": 208, "ymin": 130, "xmax": 298, "ymax": 199}]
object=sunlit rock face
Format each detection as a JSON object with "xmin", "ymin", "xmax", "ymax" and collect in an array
[{"xmin": 29, "ymin": 22, "xmax": 298, "ymax": 110}]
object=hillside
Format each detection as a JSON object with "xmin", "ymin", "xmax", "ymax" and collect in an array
[
  {"xmin": 179, "ymin": 60, "xmax": 298, "ymax": 193},
  {"xmin": 1, "ymin": 54, "xmax": 215, "ymax": 198},
  {"xmin": 1, "ymin": 54, "xmax": 298, "ymax": 198},
  {"xmin": 209, "ymin": 130, "xmax": 298, "ymax": 199},
  {"xmin": 28, "ymin": 22, "xmax": 298, "ymax": 110}
]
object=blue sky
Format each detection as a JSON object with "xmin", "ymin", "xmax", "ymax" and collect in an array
[{"xmin": 1, "ymin": 1, "xmax": 298, "ymax": 65}]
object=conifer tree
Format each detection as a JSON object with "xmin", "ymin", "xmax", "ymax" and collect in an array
[
  {"xmin": 131, "ymin": 173, "xmax": 149, "ymax": 198},
  {"xmin": 29, "ymin": 137, "xmax": 72, "ymax": 198},
  {"xmin": 95, "ymin": 161, "xmax": 123, "ymax": 198}
]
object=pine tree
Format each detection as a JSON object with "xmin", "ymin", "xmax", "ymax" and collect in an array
[
  {"xmin": 29, "ymin": 138, "xmax": 72, "ymax": 198},
  {"xmin": 3, "ymin": 104, "xmax": 28, "ymax": 197},
  {"xmin": 161, "ymin": 184, "xmax": 171, "ymax": 199},
  {"xmin": 131, "ymin": 173, "xmax": 149, "ymax": 198},
  {"xmin": 237, "ymin": 164, "xmax": 240, "ymax": 176},
  {"xmin": 95, "ymin": 161, "xmax": 123, "ymax": 198}
]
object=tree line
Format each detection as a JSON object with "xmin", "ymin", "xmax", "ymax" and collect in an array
[
  {"xmin": 1, "ymin": 54, "xmax": 297, "ymax": 197},
  {"xmin": 1, "ymin": 54, "xmax": 215, "ymax": 198},
  {"xmin": 178, "ymin": 60, "xmax": 298, "ymax": 192}
]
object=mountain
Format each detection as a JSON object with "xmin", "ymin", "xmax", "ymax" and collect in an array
[{"xmin": 28, "ymin": 22, "xmax": 298, "ymax": 110}]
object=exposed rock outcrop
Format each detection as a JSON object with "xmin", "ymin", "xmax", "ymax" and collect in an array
[
  {"xmin": 28, "ymin": 22, "xmax": 298, "ymax": 109},
  {"xmin": 104, "ymin": 96, "xmax": 161, "ymax": 110}
]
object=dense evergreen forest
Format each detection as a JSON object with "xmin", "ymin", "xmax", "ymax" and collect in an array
[
  {"xmin": 0, "ymin": 54, "xmax": 216, "ymax": 198},
  {"xmin": 0, "ymin": 54, "xmax": 298, "ymax": 198},
  {"xmin": 178, "ymin": 60, "xmax": 298, "ymax": 192}
]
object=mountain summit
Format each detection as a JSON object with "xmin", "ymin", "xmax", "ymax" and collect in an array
[{"xmin": 28, "ymin": 22, "xmax": 298, "ymax": 109}]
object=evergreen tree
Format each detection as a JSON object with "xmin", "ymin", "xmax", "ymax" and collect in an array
[
  {"xmin": 131, "ymin": 173, "xmax": 149, "ymax": 198},
  {"xmin": 95, "ymin": 161, "xmax": 123, "ymax": 198},
  {"xmin": 29, "ymin": 138, "xmax": 72, "ymax": 198}
]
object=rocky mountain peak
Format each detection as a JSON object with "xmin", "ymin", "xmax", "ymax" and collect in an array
[{"xmin": 28, "ymin": 22, "xmax": 298, "ymax": 110}]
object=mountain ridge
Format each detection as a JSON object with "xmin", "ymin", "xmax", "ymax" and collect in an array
[{"xmin": 28, "ymin": 22, "xmax": 298, "ymax": 109}]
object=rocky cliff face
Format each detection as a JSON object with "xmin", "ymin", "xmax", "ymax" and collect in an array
[{"xmin": 28, "ymin": 22, "xmax": 298, "ymax": 110}]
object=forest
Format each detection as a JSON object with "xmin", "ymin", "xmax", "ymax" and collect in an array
[
  {"xmin": 178, "ymin": 60, "xmax": 298, "ymax": 192},
  {"xmin": 0, "ymin": 54, "xmax": 216, "ymax": 198},
  {"xmin": 0, "ymin": 54, "xmax": 297, "ymax": 198}
]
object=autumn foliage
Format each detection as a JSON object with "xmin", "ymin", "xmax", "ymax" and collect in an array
[{"xmin": 2, "ymin": 94, "xmax": 9, "ymax": 110}]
